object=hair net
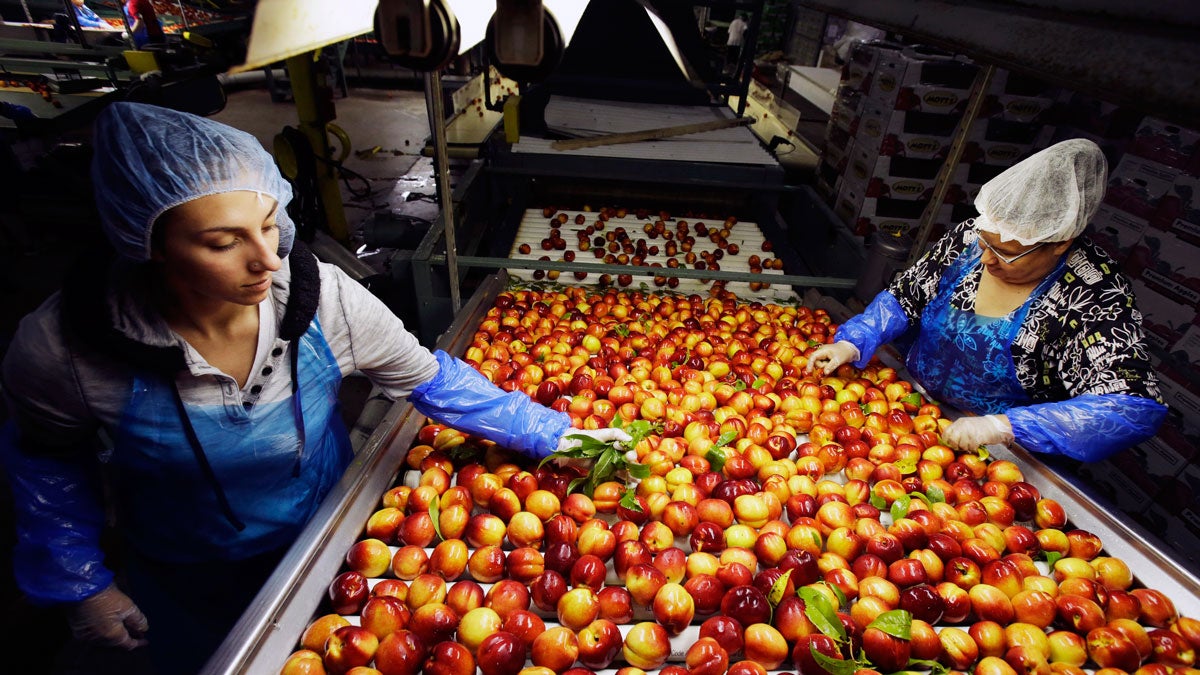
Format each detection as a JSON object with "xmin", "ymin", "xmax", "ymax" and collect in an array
[
  {"xmin": 973, "ymin": 138, "xmax": 1108, "ymax": 246},
  {"xmin": 91, "ymin": 102, "xmax": 295, "ymax": 261}
]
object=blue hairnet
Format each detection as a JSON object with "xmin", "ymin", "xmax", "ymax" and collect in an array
[{"xmin": 91, "ymin": 102, "xmax": 295, "ymax": 262}]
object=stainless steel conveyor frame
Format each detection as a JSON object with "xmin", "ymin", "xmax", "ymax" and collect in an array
[{"xmin": 203, "ymin": 273, "xmax": 1200, "ymax": 675}]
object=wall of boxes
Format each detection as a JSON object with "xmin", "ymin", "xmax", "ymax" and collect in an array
[{"xmin": 816, "ymin": 41, "xmax": 1200, "ymax": 575}]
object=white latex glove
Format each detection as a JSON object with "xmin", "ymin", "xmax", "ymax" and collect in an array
[
  {"xmin": 806, "ymin": 340, "xmax": 861, "ymax": 375},
  {"xmin": 67, "ymin": 584, "xmax": 149, "ymax": 650},
  {"xmin": 942, "ymin": 415, "xmax": 1014, "ymax": 452},
  {"xmin": 553, "ymin": 427, "xmax": 634, "ymax": 469}
]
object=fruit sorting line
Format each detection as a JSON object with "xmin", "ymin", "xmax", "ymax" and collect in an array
[
  {"xmin": 504, "ymin": 208, "xmax": 795, "ymax": 301},
  {"xmin": 204, "ymin": 272, "xmax": 1200, "ymax": 675}
]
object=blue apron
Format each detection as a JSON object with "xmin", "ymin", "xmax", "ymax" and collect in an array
[
  {"xmin": 907, "ymin": 247, "xmax": 1065, "ymax": 415},
  {"xmin": 111, "ymin": 317, "xmax": 351, "ymax": 563}
]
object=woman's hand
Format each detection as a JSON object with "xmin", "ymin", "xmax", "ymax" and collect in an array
[
  {"xmin": 806, "ymin": 340, "xmax": 860, "ymax": 375},
  {"xmin": 66, "ymin": 584, "xmax": 149, "ymax": 650},
  {"xmin": 943, "ymin": 414, "xmax": 1014, "ymax": 451}
]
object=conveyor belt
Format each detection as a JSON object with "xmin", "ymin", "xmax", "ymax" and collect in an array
[{"xmin": 506, "ymin": 207, "xmax": 798, "ymax": 301}]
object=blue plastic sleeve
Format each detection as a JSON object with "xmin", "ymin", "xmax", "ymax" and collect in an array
[
  {"xmin": 0, "ymin": 423, "xmax": 113, "ymax": 604},
  {"xmin": 833, "ymin": 291, "xmax": 912, "ymax": 368},
  {"xmin": 409, "ymin": 351, "xmax": 572, "ymax": 459},
  {"xmin": 1007, "ymin": 394, "xmax": 1168, "ymax": 462}
]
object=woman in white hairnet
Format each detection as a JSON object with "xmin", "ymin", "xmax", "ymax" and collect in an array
[
  {"xmin": 0, "ymin": 102, "xmax": 626, "ymax": 674},
  {"xmin": 809, "ymin": 139, "xmax": 1166, "ymax": 461}
]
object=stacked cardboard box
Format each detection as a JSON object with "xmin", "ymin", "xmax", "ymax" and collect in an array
[
  {"xmin": 928, "ymin": 71, "xmax": 1063, "ymax": 242},
  {"xmin": 818, "ymin": 43, "xmax": 979, "ymax": 238},
  {"xmin": 1072, "ymin": 115, "xmax": 1200, "ymax": 569}
]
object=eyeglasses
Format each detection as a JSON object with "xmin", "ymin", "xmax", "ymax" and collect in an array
[{"xmin": 977, "ymin": 236, "xmax": 1046, "ymax": 264}]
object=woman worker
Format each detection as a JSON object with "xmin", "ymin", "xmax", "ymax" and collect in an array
[
  {"xmin": 808, "ymin": 138, "xmax": 1167, "ymax": 461},
  {"xmin": 0, "ymin": 102, "xmax": 625, "ymax": 674}
]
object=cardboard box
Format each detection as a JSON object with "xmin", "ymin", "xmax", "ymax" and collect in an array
[
  {"xmin": 895, "ymin": 84, "xmax": 973, "ymax": 115},
  {"xmin": 1158, "ymin": 364, "xmax": 1200, "ymax": 431},
  {"xmin": 1128, "ymin": 116, "xmax": 1200, "ymax": 171},
  {"xmin": 987, "ymin": 69, "xmax": 1062, "ymax": 98},
  {"xmin": 1140, "ymin": 505, "xmax": 1200, "ymax": 570},
  {"xmin": 1124, "ymin": 229, "xmax": 1200, "ymax": 295},
  {"xmin": 1088, "ymin": 204, "xmax": 1148, "ymax": 264},
  {"xmin": 834, "ymin": 177, "xmax": 869, "ymax": 227},
  {"xmin": 1104, "ymin": 155, "xmax": 1182, "ymax": 220},
  {"xmin": 844, "ymin": 147, "xmax": 943, "ymax": 201},
  {"xmin": 1128, "ymin": 420, "xmax": 1196, "ymax": 484},
  {"xmin": 1079, "ymin": 456, "xmax": 1157, "ymax": 515},
  {"xmin": 1165, "ymin": 174, "xmax": 1200, "ymax": 234},
  {"xmin": 1130, "ymin": 278, "xmax": 1198, "ymax": 345},
  {"xmin": 976, "ymin": 93, "xmax": 1059, "ymax": 124}
]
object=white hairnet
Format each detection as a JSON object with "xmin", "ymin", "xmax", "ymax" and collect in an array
[
  {"xmin": 91, "ymin": 102, "xmax": 295, "ymax": 261},
  {"xmin": 973, "ymin": 138, "xmax": 1108, "ymax": 246}
]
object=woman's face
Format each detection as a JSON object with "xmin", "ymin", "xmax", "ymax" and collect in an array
[
  {"xmin": 153, "ymin": 190, "xmax": 282, "ymax": 307},
  {"xmin": 976, "ymin": 230, "xmax": 1072, "ymax": 286}
]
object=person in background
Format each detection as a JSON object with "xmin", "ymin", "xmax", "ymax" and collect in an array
[
  {"xmin": 808, "ymin": 139, "xmax": 1167, "ymax": 462},
  {"xmin": 71, "ymin": 0, "xmax": 107, "ymax": 28},
  {"xmin": 0, "ymin": 102, "xmax": 627, "ymax": 675},
  {"xmin": 123, "ymin": 0, "xmax": 163, "ymax": 48},
  {"xmin": 725, "ymin": 12, "xmax": 748, "ymax": 71},
  {"xmin": 830, "ymin": 20, "xmax": 887, "ymax": 64}
]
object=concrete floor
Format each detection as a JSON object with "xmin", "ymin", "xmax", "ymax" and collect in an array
[{"xmin": 0, "ymin": 81, "xmax": 440, "ymax": 675}]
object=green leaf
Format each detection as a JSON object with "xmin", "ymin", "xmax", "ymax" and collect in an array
[
  {"xmin": 706, "ymin": 446, "xmax": 727, "ymax": 473},
  {"xmin": 807, "ymin": 339, "xmax": 822, "ymax": 348},
  {"xmin": 626, "ymin": 462, "xmax": 651, "ymax": 479},
  {"xmin": 619, "ymin": 488, "xmax": 642, "ymax": 512},
  {"xmin": 894, "ymin": 457, "xmax": 917, "ymax": 474},
  {"xmin": 767, "ymin": 570, "xmax": 793, "ymax": 608},
  {"xmin": 822, "ymin": 580, "xmax": 848, "ymax": 608},
  {"xmin": 592, "ymin": 447, "xmax": 617, "ymax": 486},
  {"xmin": 752, "ymin": 377, "xmax": 768, "ymax": 388},
  {"xmin": 428, "ymin": 495, "xmax": 442, "ymax": 542},
  {"xmin": 870, "ymin": 489, "xmax": 886, "ymax": 510},
  {"xmin": 976, "ymin": 445, "xmax": 990, "ymax": 460},
  {"xmin": 810, "ymin": 646, "xmax": 856, "ymax": 675},
  {"xmin": 799, "ymin": 587, "xmax": 846, "ymax": 643},
  {"xmin": 890, "ymin": 494, "xmax": 911, "ymax": 521},
  {"xmin": 927, "ymin": 485, "xmax": 946, "ymax": 503},
  {"xmin": 568, "ymin": 476, "xmax": 589, "ymax": 495},
  {"xmin": 1044, "ymin": 550, "xmax": 1063, "ymax": 567},
  {"xmin": 565, "ymin": 434, "xmax": 609, "ymax": 455},
  {"xmin": 616, "ymin": 324, "xmax": 630, "ymax": 338},
  {"xmin": 867, "ymin": 609, "xmax": 913, "ymax": 640},
  {"xmin": 908, "ymin": 491, "xmax": 931, "ymax": 505},
  {"xmin": 901, "ymin": 392, "xmax": 922, "ymax": 407},
  {"xmin": 908, "ymin": 659, "xmax": 949, "ymax": 675},
  {"xmin": 714, "ymin": 430, "xmax": 738, "ymax": 448},
  {"xmin": 734, "ymin": 380, "xmax": 748, "ymax": 391}
]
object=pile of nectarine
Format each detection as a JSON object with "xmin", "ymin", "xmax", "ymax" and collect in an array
[{"xmin": 283, "ymin": 286, "xmax": 1198, "ymax": 675}]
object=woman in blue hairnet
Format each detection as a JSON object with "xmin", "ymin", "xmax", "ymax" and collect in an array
[
  {"xmin": 808, "ymin": 139, "xmax": 1166, "ymax": 462},
  {"xmin": 0, "ymin": 102, "xmax": 626, "ymax": 674}
]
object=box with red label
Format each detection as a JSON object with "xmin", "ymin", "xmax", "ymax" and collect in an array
[
  {"xmin": 1104, "ymin": 155, "xmax": 1181, "ymax": 221},
  {"xmin": 843, "ymin": 40, "xmax": 906, "ymax": 92},
  {"xmin": 1158, "ymin": 363, "xmax": 1200, "ymax": 433},
  {"xmin": 1128, "ymin": 116, "xmax": 1200, "ymax": 171},
  {"xmin": 1141, "ymin": 505, "xmax": 1200, "ymax": 569},
  {"xmin": 1125, "ymin": 229, "xmax": 1200, "ymax": 296},
  {"xmin": 987, "ymin": 69, "xmax": 1063, "ymax": 98},
  {"xmin": 833, "ymin": 176, "xmax": 869, "ymax": 227},
  {"xmin": 1128, "ymin": 419, "xmax": 1196, "ymax": 484},
  {"xmin": 1088, "ymin": 204, "xmax": 1149, "ymax": 264},
  {"xmin": 843, "ymin": 146, "xmax": 942, "ymax": 201},
  {"xmin": 855, "ymin": 110, "xmax": 963, "ymax": 159},
  {"xmin": 1130, "ymin": 278, "xmax": 1198, "ymax": 346},
  {"xmin": 1163, "ymin": 174, "xmax": 1200, "ymax": 234},
  {"xmin": 1078, "ymin": 457, "xmax": 1157, "ymax": 515},
  {"xmin": 1059, "ymin": 92, "xmax": 1145, "ymax": 139},
  {"xmin": 975, "ymin": 93, "xmax": 1059, "ymax": 125},
  {"xmin": 895, "ymin": 84, "xmax": 973, "ymax": 116}
]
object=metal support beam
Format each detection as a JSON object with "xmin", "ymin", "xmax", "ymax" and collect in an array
[
  {"xmin": 798, "ymin": 0, "xmax": 1200, "ymax": 127},
  {"xmin": 285, "ymin": 52, "xmax": 351, "ymax": 243},
  {"xmin": 425, "ymin": 70, "xmax": 463, "ymax": 313}
]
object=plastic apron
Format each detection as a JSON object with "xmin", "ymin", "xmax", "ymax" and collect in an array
[
  {"xmin": 111, "ymin": 317, "xmax": 351, "ymax": 563},
  {"xmin": 907, "ymin": 247, "xmax": 1066, "ymax": 415}
]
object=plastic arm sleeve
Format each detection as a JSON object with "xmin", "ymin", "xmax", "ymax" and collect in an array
[
  {"xmin": 1006, "ymin": 394, "xmax": 1168, "ymax": 462},
  {"xmin": 409, "ymin": 350, "xmax": 572, "ymax": 459},
  {"xmin": 0, "ymin": 422, "xmax": 113, "ymax": 604},
  {"xmin": 833, "ymin": 291, "xmax": 912, "ymax": 369}
]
